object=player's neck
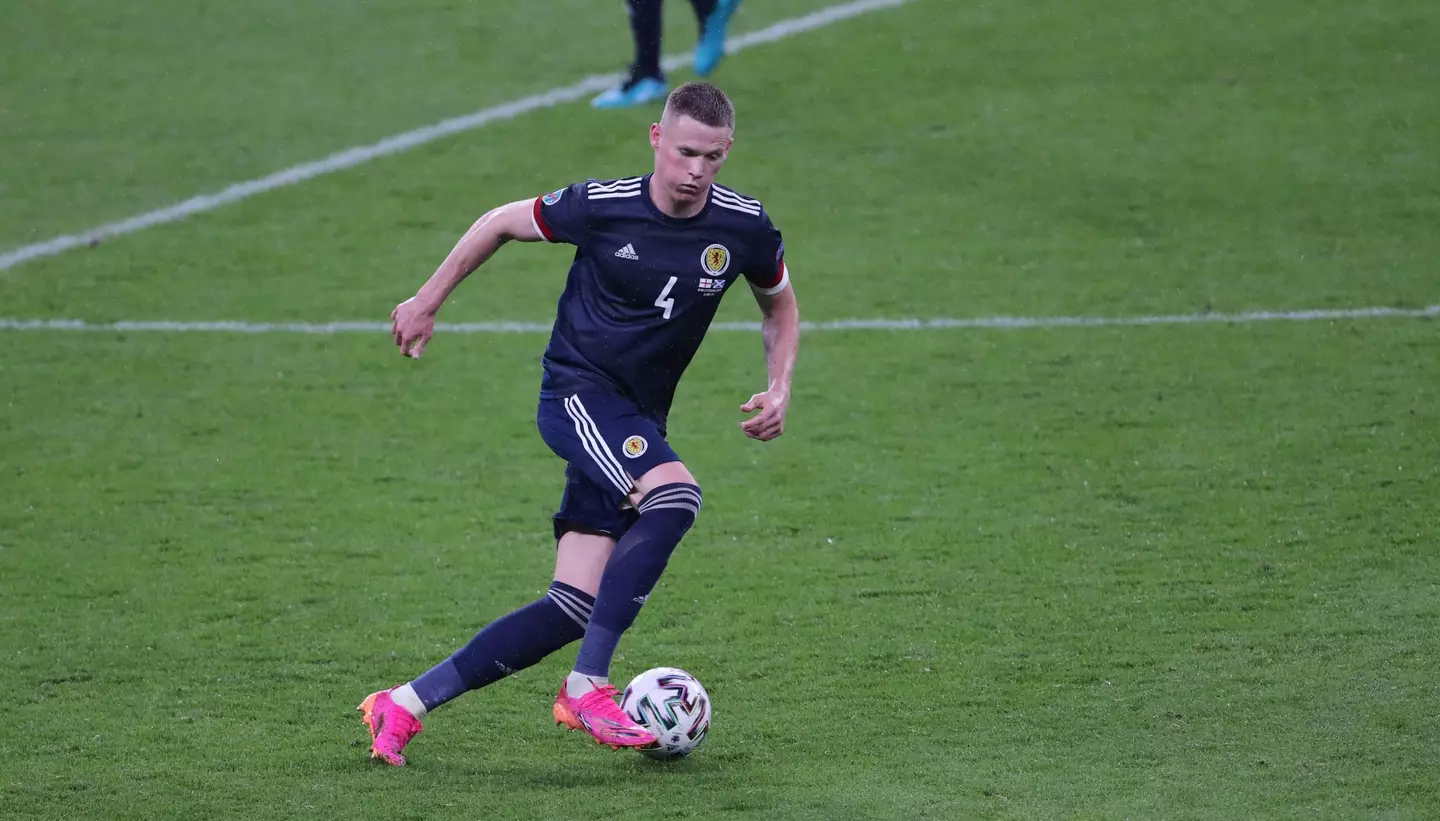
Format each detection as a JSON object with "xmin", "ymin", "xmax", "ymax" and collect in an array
[{"xmin": 648, "ymin": 183, "xmax": 709, "ymax": 220}]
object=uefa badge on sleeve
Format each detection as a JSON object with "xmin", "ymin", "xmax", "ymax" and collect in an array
[{"xmin": 542, "ymin": 188, "xmax": 565, "ymax": 205}]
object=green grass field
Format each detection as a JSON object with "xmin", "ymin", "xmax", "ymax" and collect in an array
[{"xmin": 2, "ymin": 0, "xmax": 1438, "ymax": 818}]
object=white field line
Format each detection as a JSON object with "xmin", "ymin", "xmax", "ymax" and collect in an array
[
  {"xmin": 0, "ymin": 0, "xmax": 912, "ymax": 273},
  {"xmin": 1, "ymin": 306, "xmax": 1435, "ymax": 335}
]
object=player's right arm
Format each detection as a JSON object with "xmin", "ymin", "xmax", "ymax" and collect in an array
[{"xmin": 390, "ymin": 198, "xmax": 544, "ymax": 359}]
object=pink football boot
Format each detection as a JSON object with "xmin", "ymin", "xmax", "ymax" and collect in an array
[
  {"xmin": 552, "ymin": 680, "xmax": 657, "ymax": 749},
  {"xmin": 358, "ymin": 689, "xmax": 423, "ymax": 766}
]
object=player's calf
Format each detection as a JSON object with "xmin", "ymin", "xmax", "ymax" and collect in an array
[
  {"xmin": 360, "ymin": 582, "xmax": 595, "ymax": 766},
  {"xmin": 582, "ymin": 481, "xmax": 703, "ymax": 656},
  {"xmin": 561, "ymin": 483, "xmax": 702, "ymax": 743}
]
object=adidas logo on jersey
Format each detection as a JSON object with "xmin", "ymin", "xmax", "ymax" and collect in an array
[{"xmin": 614, "ymin": 243, "xmax": 639, "ymax": 260}]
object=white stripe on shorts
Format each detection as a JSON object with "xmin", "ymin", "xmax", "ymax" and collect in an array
[{"xmin": 563, "ymin": 395, "xmax": 632, "ymax": 493}]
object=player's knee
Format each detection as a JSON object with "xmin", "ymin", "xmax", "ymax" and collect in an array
[
  {"xmin": 634, "ymin": 460, "xmax": 697, "ymax": 493},
  {"xmin": 638, "ymin": 482, "xmax": 703, "ymax": 526}
]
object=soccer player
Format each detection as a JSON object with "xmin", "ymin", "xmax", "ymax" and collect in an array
[
  {"xmin": 359, "ymin": 82, "xmax": 798, "ymax": 765},
  {"xmin": 592, "ymin": 0, "xmax": 744, "ymax": 109}
]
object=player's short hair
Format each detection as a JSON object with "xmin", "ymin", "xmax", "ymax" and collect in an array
[{"xmin": 663, "ymin": 83, "xmax": 735, "ymax": 130}]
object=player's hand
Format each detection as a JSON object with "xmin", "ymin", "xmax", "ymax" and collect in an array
[
  {"xmin": 740, "ymin": 390, "xmax": 788, "ymax": 441},
  {"xmin": 391, "ymin": 296, "xmax": 436, "ymax": 359}
]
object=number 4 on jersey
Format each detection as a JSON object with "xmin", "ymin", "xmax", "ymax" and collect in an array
[{"xmin": 654, "ymin": 276, "xmax": 678, "ymax": 320}]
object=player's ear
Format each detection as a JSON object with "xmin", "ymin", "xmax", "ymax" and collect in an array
[{"xmin": 649, "ymin": 123, "xmax": 662, "ymax": 151}]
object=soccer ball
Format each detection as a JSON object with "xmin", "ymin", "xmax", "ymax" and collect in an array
[{"xmin": 620, "ymin": 666, "xmax": 712, "ymax": 760}]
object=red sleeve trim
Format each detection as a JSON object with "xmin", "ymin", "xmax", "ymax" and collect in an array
[
  {"xmin": 754, "ymin": 255, "xmax": 785, "ymax": 289},
  {"xmin": 532, "ymin": 197, "xmax": 556, "ymax": 242}
]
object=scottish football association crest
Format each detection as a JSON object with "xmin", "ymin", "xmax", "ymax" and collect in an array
[
  {"xmin": 623, "ymin": 436, "xmax": 648, "ymax": 458},
  {"xmin": 701, "ymin": 244, "xmax": 730, "ymax": 277}
]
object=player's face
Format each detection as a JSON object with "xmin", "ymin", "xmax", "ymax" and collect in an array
[{"xmin": 650, "ymin": 115, "xmax": 733, "ymax": 205}]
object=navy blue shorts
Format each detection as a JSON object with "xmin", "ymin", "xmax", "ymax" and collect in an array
[{"xmin": 536, "ymin": 392, "xmax": 681, "ymax": 540}]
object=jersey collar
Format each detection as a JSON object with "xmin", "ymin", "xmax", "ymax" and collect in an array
[{"xmin": 641, "ymin": 174, "xmax": 713, "ymax": 225}]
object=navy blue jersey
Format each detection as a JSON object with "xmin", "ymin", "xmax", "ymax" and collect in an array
[{"xmin": 531, "ymin": 174, "xmax": 788, "ymax": 428}]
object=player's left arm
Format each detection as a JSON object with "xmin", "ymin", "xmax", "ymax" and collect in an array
[
  {"xmin": 392, "ymin": 198, "xmax": 545, "ymax": 359},
  {"xmin": 740, "ymin": 272, "xmax": 799, "ymax": 442}
]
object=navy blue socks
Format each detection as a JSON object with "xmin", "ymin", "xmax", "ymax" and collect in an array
[
  {"xmin": 573, "ymin": 484, "xmax": 702, "ymax": 677},
  {"xmin": 398, "ymin": 484, "xmax": 701, "ymax": 715},
  {"xmin": 407, "ymin": 581, "xmax": 594, "ymax": 713}
]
